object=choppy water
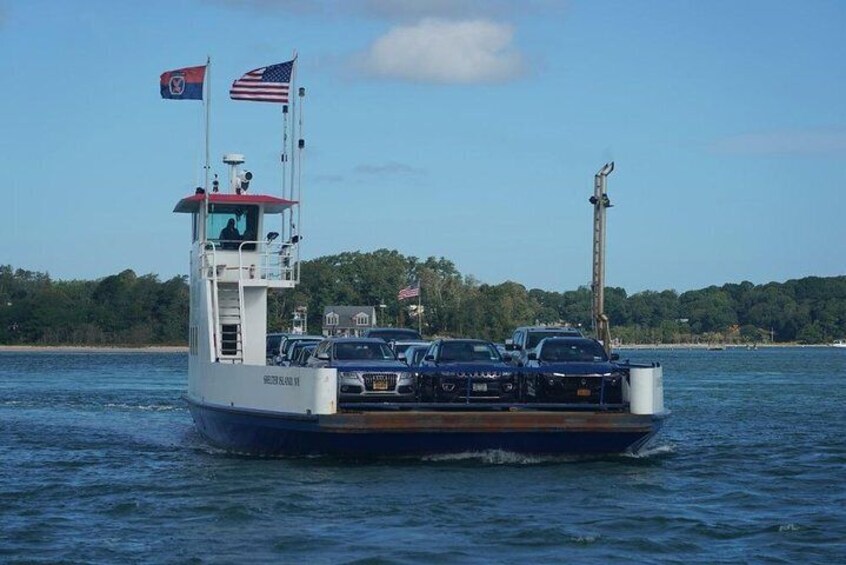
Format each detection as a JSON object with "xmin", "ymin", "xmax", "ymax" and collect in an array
[{"xmin": 1, "ymin": 348, "xmax": 845, "ymax": 563}]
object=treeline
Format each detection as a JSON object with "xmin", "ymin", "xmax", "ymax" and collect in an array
[
  {"xmin": 273, "ymin": 250, "xmax": 846, "ymax": 344},
  {"xmin": 0, "ymin": 266, "xmax": 187, "ymax": 345},
  {"xmin": 2, "ymin": 253, "xmax": 845, "ymax": 346}
]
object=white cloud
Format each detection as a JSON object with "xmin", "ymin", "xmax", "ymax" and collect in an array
[
  {"xmin": 359, "ymin": 18, "xmax": 524, "ymax": 84},
  {"xmin": 712, "ymin": 129, "xmax": 846, "ymax": 156}
]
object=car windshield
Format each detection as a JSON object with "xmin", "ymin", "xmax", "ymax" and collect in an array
[
  {"xmin": 410, "ymin": 347, "xmax": 427, "ymax": 365},
  {"xmin": 368, "ymin": 329, "xmax": 422, "ymax": 341},
  {"xmin": 527, "ymin": 330, "xmax": 579, "ymax": 349},
  {"xmin": 439, "ymin": 341, "xmax": 501, "ymax": 362},
  {"xmin": 296, "ymin": 345, "xmax": 316, "ymax": 363},
  {"xmin": 266, "ymin": 335, "xmax": 283, "ymax": 354},
  {"xmin": 283, "ymin": 337, "xmax": 322, "ymax": 356},
  {"xmin": 290, "ymin": 342, "xmax": 308, "ymax": 356},
  {"xmin": 333, "ymin": 342, "xmax": 396, "ymax": 361},
  {"xmin": 539, "ymin": 340, "xmax": 608, "ymax": 362}
]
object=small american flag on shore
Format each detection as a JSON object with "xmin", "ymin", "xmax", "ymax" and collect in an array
[
  {"xmin": 398, "ymin": 281, "xmax": 420, "ymax": 301},
  {"xmin": 230, "ymin": 59, "xmax": 294, "ymax": 103}
]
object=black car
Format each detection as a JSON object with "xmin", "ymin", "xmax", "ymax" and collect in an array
[
  {"xmin": 307, "ymin": 337, "xmax": 415, "ymax": 402},
  {"xmin": 505, "ymin": 326, "xmax": 583, "ymax": 361},
  {"xmin": 364, "ymin": 327, "xmax": 423, "ymax": 342},
  {"xmin": 291, "ymin": 343, "xmax": 317, "ymax": 366},
  {"xmin": 275, "ymin": 334, "xmax": 324, "ymax": 365},
  {"xmin": 403, "ymin": 344, "xmax": 431, "ymax": 368},
  {"xmin": 521, "ymin": 337, "xmax": 623, "ymax": 404},
  {"xmin": 265, "ymin": 332, "xmax": 289, "ymax": 364},
  {"xmin": 418, "ymin": 339, "xmax": 516, "ymax": 403}
]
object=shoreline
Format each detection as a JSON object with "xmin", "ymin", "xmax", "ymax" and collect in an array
[
  {"xmin": 0, "ymin": 345, "xmax": 188, "ymax": 353},
  {"xmin": 0, "ymin": 343, "xmax": 832, "ymax": 353},
  {"xmin": 614, "ymin": 343, "xmax": 813, "ymax": 350}
]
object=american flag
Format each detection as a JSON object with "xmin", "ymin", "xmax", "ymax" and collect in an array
[
  {"xmin": 398, "ymin": 281, "xmax": 420, "ymax": 301},
  {"xmin": 230, "ymin": 59, "xmax": 294, "ymax": 103}
]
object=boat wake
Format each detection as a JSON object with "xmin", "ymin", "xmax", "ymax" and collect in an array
[
  {"xmin": 421, "ymin": 449, "xmax": 585, "ymax": 465},
  {"xmin": 104, "ymin": 402, "xmax": 182, "ymax": 412},
  {"xmin": 623, "ymin": 443, "xmax": 676, "ymax": 459}
]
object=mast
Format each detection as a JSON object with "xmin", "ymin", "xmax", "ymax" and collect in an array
[
  {"xmin": 281, "ymin": 102, "xmax": 289, "ymax": 239},
  {"xmin": 296, "ymin": 85, "xmax": 305, "ymax": 257},
  {"xmin": 590, "ymin": 162, "xmax": 614, "ymax": 354}
]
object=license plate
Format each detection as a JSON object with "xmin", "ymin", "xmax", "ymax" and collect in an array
[
  {"xmin": 577, "ymin": 388, "xmax": 591, "ymax": 397},
  {"xmin": 373, "ymin": 378, "xmax": 388, "ymax": 391},
  {"xmin": 472, "ymin": 383, "xmax": 487, "ymax": 392}
]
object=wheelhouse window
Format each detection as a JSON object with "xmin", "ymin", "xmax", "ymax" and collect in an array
[{"xmin": 207, "ymin": 204, "xmax": 259, "ymax": 250}]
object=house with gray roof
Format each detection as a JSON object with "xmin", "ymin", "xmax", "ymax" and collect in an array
[{"xmin": 322, "ymin": 305, "xmax": 378, "ymax": 337}]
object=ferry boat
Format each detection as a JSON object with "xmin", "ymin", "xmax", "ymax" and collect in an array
[{"xmin": 176, "ymin": 155, "xmax": 668, "ymax": 456}]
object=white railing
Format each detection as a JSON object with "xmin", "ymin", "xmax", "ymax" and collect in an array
[{"xmin": 196, "ymin": 240, "xmax": 300, "ymax": 284}]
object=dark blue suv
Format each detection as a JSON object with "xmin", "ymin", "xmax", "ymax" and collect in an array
[
  {"xmin": 520, "ymin": 337, "xmax": 622, "ymax": 404},
  {"xmin": 418, "ymin": 339, "xmax": 516, "ymax": 403}
]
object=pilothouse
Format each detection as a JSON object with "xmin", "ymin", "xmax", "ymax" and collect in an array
[{"xmin": 174, "ymin": 153, "xmax": 300, "ymax": 365}]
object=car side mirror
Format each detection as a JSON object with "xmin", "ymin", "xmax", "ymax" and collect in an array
[
  {"xmin": 425, "ymin": 354, "xmax": 435, "ymax": 361},
  {"xmin": 317, "ymin": 352, "xmax": 330, "ymax": 361},
  {"xmin": 504, "ymin": 339, "xmax": 516, "ymax": 351},
  {"xmin": 398, "ymin": 352, "xmax": 407, "ymax": 361},
  {"xmin": 528, "ymin": 352, "xmax": 537, "ymax": 360},
  {"xmin": 610, "ymin": 353, "xmax": 620, "ymax": 361}
]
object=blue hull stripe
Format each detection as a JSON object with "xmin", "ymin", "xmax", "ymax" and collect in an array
[{"xmin": 187, "ymin": 399, "xmax": 663, "ymax": 456}]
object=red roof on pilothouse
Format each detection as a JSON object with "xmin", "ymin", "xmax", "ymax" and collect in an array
[{"xmin": 173, "ymin": 193, "xmax": 297, "ymax": 214}]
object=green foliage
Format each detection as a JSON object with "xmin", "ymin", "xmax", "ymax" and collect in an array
[
  {"xmin": 0, "ymin": 266, "xmax": 188, "ymax": 345},
  {"xmin": 1, "ymin": 258, "xmax": 844, "ymax": 346}
]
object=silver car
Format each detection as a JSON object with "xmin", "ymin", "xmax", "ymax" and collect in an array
[{"xmin": 308, "ymin": 338, "xmax": 415, "ymax": 402}]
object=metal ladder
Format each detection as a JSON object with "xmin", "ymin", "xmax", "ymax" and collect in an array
[{"xmin": 216, "ymin": 282, "xmax": 243, "ymax": 363}]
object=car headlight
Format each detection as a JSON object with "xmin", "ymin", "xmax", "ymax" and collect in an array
[{"xmin": 339, "ymin": 371, "xmax": 359, "ymax": 379}]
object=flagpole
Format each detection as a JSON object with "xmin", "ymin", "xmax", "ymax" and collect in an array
[
  {"xmin": 288, "ymin": 51, "xmax": 298, "ymax": 243},
  {"xmin": 282, "ymin": 102, "xmax": 289, "ymax": 240},
  {"xmin": 203, "ymin": 55, "xmax": 211, "ymax": 241},
  {"xmin": 204, "ymin": 56, "xmax": 210, "ymax": 193},
  {"xmin": 417, "ymin": 282, "xmax": 422, "ymax": 335}
]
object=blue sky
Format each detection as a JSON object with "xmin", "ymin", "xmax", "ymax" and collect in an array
[{"xmin": 1, "ymin": 0, "xmax": 844, "ymax": 293}]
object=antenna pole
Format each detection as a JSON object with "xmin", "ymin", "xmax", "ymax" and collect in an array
[
  {"xmin": 296, "ymin": 86, "xmax": 305, "ymax": 259},
  {"xmin": 590, "ymin": 162, "xmax": 614, "ymax": 355}
]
